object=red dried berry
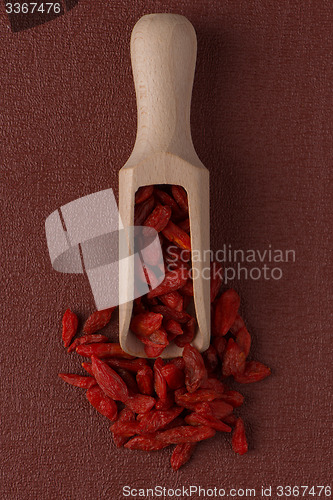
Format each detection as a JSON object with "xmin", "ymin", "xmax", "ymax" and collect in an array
[
  {"xmin": 214, "ymin": 289, "xmax": 240, "ymax": 336},
  {"xmin": 236, "ymin": 326, "xmax": 251, "ymax": 358},
  {"xmin": 185, "ymin": 413, "xmax": 231, "ymax": 433},
  {"xmin": 147, "ymin": 265, "xmax": 188, "ymax": 299},
  {"xmin": 125, "ymin": 394, "xmax": 155, "ymax": 414},
  {"xmin": 140, "ymin": 407, "xmax": 183, "ymax": 433},
  {"xmin": 161, "ymin": 363, "xmax": 185, "ymax": 390},
  {"xmin": 136, "ymin": 366, "xmax": 154, "ymax": 396},
  {"xmin": 234, "ymin": 361, "xmax": 271, "ymax": 384},
  {"xmin": 174, "ymin": 318, "xmax": 197, "ymax": 347},
  {"xmin": 134, "ymin": 195, "xmax": 155, "ymax": 226},
  {"xmin": 156, "ymin": 425, "xmax": 216, "ymax": 445},
  {"xmin": 222, "ymin": 338, "xmax": 246, "ymax": 377},
  {"xmin": 86, "ymin": 385, "xmax": 118, "ymax": 421},
  {"xmin": 230, "ymin": 314, "xmax": 245, "ymax": 335},
  {"xmin": 152, "ymin": 305, "xmax": 191, "ymax": 324},
  {"xmin": 171, "ymin": 185, "xmax": 188, "ymax": 212},
  {"xmin": 91, "ymin": 356, "xmax": 129, "ymax": 403},
  {"xmin": 232, "ymin": 417, "xmax": 248, "ymax": 455},
  {"xmin": 153, "ymin": 358, "xmax": 167, "ymax": 400},
  {"xmin": 170, "ymin": 443, "xmax": 196, "ymax": 471},
  {"xmin": 162, "ymin": 221, "xmax": 191, "ymax": 251},
  {"xmin": 107, "ymin": 358, "xmax": 147, "ymax": 373},
  {"xmin": 143, "ymin": 203, "xmax": 172, "ymax": 232},
  {"xmin": 76, "ymin": 342, "xmax": 135, "ymax": 359},
  {"xmin": 135, "ymin": 186, "xmax": 154, "ymax": 205},
  {"xmin": 183, "ymin": 343, "xmax": 207, "ymax": 393},
  {"xmin": 130, "ymin": 312, "xmax": 163, "ymax": 337},
  {"xmin": 83, "ymin": 308, "xmax": 115, "ymax": 335},
  {"xmin": 68, "ymin": 334, "xmax": 109, "ymax": 353},
  {"xmin": 58, "ymin": 373, "xmax": 96, "ymax": 389},
  {"xmin": 62, "ymin": 309, "xmax": 78, "ymax": 348}
]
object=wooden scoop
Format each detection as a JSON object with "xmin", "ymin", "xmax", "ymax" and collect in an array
[{"xmin": 119, "ymin": 13, "xmax": 210, "ymax": 358}]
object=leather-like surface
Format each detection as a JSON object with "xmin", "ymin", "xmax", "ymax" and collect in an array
[{"xmin": 1, "ymin": 1, "xmax": 332, "ymax": 498}]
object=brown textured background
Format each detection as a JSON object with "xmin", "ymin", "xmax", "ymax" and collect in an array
[{"xmin": 1, "ymin": 1, "xmax": 332, "ymax": 499}]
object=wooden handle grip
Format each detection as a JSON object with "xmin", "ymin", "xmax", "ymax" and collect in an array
[{"xmin": 130, "ymin": 13, "xmax": 198, "ymax": 160}]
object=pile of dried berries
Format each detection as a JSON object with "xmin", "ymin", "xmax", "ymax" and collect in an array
[
  {"xmin": 132, "ymin": 184, "xmax": 215, "ymax": 356},
  {"xmin": 59, "ymin": 184, "xmax": 270, "ymax": 470}
]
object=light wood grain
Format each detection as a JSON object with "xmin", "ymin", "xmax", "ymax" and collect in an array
[{"xmin": 119, "ymin": 14, "xmax": 210, "ymax": 358}]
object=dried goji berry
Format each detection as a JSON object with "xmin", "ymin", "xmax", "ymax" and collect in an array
[
  {"xmin": 125, "ymin": 394, "xmax": 155, "ymax": 414},
  {"xmin": 170, "ymin": 443, "xmax": 196, "ymax": 470},
  {"xmin": 185, "ymin": 413, "xmax": 231, "ymax": 433},
  {"xmin": 140, "ymin": 407, "xmax": 183, "ymax": 433},
  {"xmin": 76, "ymin": 342, "xmax": 134, "ymax": 359},
  {"xmin": 223, "ymin": 414, "xmax": 238, "ymax": 427},
  {"xmin": 175, "ymin": 388, "xmax": 221, "ymax": 406},
  {"xmin": 159, "ymin": 291, "xmax": 183, "ymax": 309},
  {"xmin": 111, "ymin": 408, "xmax": 135, "ymax": 447},
  {"xmin": 200, "ymin": 378, "xmax": 225, "ymax": 396},
  {"xmin": 136, "ymin": 366, "xmax": 154, "ymax": 395},
  {"xmin": 143, "ymin": 203, "xmax": 172, "ymax": 232},
  {"xmin": 174, "ymin": 317, "xmax": 197, "ymax": 347},
  {"xmin": 150, "ymin": 328, "xmax": 169, "ymax": 346},
  {"xmin": 219, "ymin": 390, "xmax": 244, "ymax": 407},
  {"xmin": 207, "ymin": 399, "xmax": 234, "ymax": 419},
  {"xmin": 110, "ymin": 420, "xmax": 142, "ymax": 438},
  {"xmin": 155, "ymin": 189, "xmax": 184, "ymax": 220},
  {"xmin": 232, "ymin": 417, "xmax": 248, "ymax": 455},
  {"xmin": 136, "ymin": 335, "xmax": 167, "ymax": 359},
  {"xmin": 83, "ymin": 308, "xmax": 115, "ymax": 335},
  {"xmin": 153, "ymin": 358, "xmax": 167, "ymax": 400},
  {"xmin": 130, "ymin": 312, "xmax": 163, "ymax": 337},
  {"xmin": 222, "ymin": 338, "xmax": 246, "ymax": 377},
  {"xmin": 107, "ymin": 358, "xmax": 147, "ymax": 373},
  {"xmin": 169, "ymin": 357, "xmax": 185, "ymax": 371},
  {"xmin": 171, "ymin": 185, "xmax": 188, "ymax": 212},
  {"xmin": 62, "ymin": 308, "xmax": 78, "ymax": 348},
  {"xmin": 164, "ymin": 319, "xmax": 183, "ymax": 337},
  {"xmin": 155, "ymin": 425, "xmax": 216, "ymax": 445},
  {"xmin": 236, "ymin": 326, "xmax": 251, "ymax": 358},
  {"xmin": 162, "ymin": 221, "xmax": 191, "ymax": 251},
  {"xmin": 214, "ymin": 289, "xmax": 240, "ymax": 336},
  {"xmin": 183, "ymin": 343, "xmax": 207, "ymax": 393},
  {"xmin": 144, "ymin": 344, "xmax": 166, "ymax": 358},
  {"xmin": 68, "ymin": 334, "xmax": 109, "ymax": 353},
  {"xmin": 147, "ymin": 265, "xmax": 188, "ymax": 299},
  {"xmin": 152, "ymin": 305, "xmax": 191, "ymax": 324},
  {"xmin": 125, "ymin": 436, "xmax": 168, "ymax": 451},
  {"xmin": 234, "ymin": 361, "xmax": 271, "ymax": 384},
  {"xmin": 81, "ymin": 362, "xmax": 94, "ymax": 376},
  {"xmin": 135, "ymin": 186, "xmax": 154, "ymax": 205},
  {"xmin": 161, "ymin": 363, "xmax": 185, "ymax": 390},
  {"xmin": 134, "ymin": 195, "xmax": 155, "ymax": 226},
  {"xmin": 230, "ymin": 314, "xmax": 245, "ymax": 335},
  {"xmin": 91, "ymin": 356, "xmax": 129, "ymax": 402},
  {"xmin": 86, "ymin": 385, "xmax": 118, "ymax": 421},
  {"xmin": 58, "ymin": 373, "xmax": 96, "ymax": 389}
]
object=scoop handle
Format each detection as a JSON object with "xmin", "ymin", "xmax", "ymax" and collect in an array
[{"xmin": 129, "ymin": 13, "xmax": 200, "ymax": 165}]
